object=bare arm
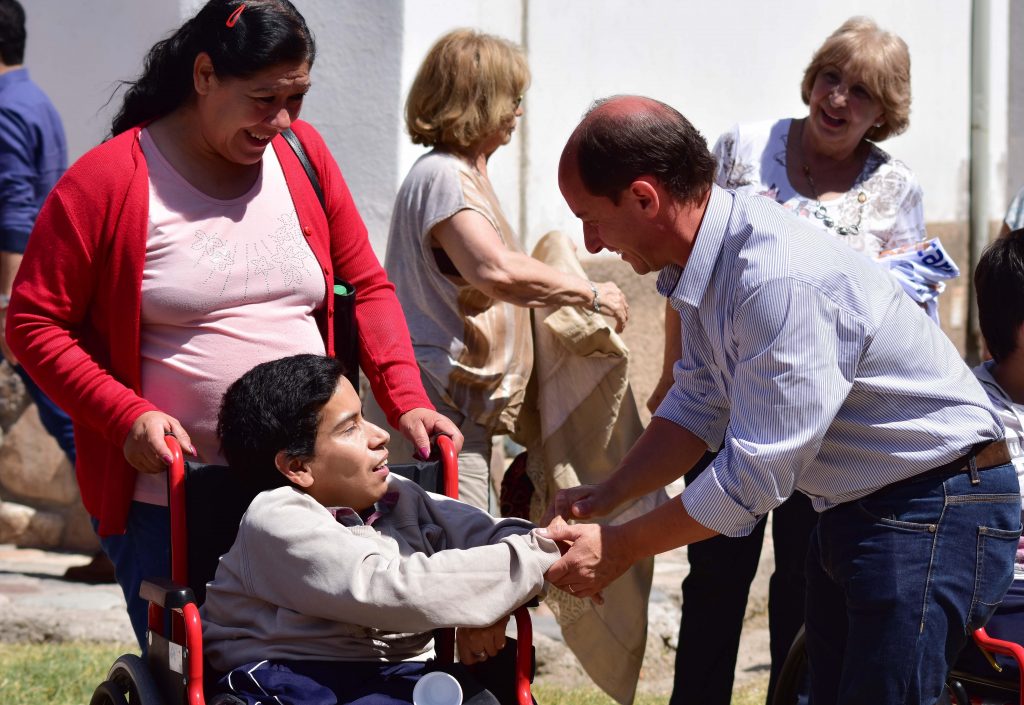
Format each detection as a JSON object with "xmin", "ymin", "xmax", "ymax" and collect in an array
[
  {"xmin": 547, "ymin": 417, "xmax": 709, "ymax": 522},
  {"xmin": 432, "ymin": 210, "xmax": 628, "ymax": 332},
  {"xmin": 541, "ymin": 491, "xmax": 718, "ymax": 598}
]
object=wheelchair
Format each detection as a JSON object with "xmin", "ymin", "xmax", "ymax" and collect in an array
[
  {"xmin": 772, "ymin": 626, "xmax": 1024, "ymax": 705},
  {"xmin": 90, "ymin": 435, "xmax": 537, "ymax": 705}
]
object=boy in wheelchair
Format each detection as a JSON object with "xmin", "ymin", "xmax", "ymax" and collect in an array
[
  {"xmin": 953, "ymin": 228, "xmax": 1024, "ymax": 686},
  {"xmin": 201, "ymin": 353, "xmax": 562, "ymax": 705}
]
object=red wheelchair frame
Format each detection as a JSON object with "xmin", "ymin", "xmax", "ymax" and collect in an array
[
  {"xmin": 92, "ymin": 434, "xmax": 536, "ymax": 705},
  {"xmin": 944, "ymin": 628, "xmax": 1024, "ymax": 705}
]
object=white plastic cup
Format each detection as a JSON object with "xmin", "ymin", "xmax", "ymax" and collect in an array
[{"xmin": 412, "ymin": 671, "xmax": 463, "ymax": 705}]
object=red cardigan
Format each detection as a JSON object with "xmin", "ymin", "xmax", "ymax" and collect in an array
[{"xmin": 6, "ymin": 121, "xmax": 430, "ymax": 535}]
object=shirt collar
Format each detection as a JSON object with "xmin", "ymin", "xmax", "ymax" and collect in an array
[
  {"xmin": 0, "ymin": 67, "xmax": 29, "ymax": 92},
  {"xmin": 974, "ymin": 360, "xmax": 1014, "ymax": 407},
  {"xmin": 656, "ymin": 185, "xmax": 732, "ymax": 309},
  {"xmin": 329, "ymin": 490, "xmax": 400, "ymax": 528}
]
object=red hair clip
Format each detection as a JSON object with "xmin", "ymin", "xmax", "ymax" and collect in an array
[{"xmin": 226, "ymin": 3, "xmax": 246, "ymax": 27}]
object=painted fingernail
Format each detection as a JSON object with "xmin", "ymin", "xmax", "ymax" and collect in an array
[
  {"xmin": 418, "ymin": 446, "xmax": 430, "ymax": 459},
  {"xmin": 190, "ymin": 445, "xmax": 198, "ymax": 456},
  {"xmin": 162, "ymin": 454, "xmax": 173, "ymax": 464}
]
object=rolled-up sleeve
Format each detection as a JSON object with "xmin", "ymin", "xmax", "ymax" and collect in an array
[{"xmin": 681, "ymin": 279, "xmax": 861, "ymax": 536}]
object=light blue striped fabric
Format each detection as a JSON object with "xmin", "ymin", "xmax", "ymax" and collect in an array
[{"xmin": 655, "ymin": 186, "xmax": 1003, "ymax": 537}]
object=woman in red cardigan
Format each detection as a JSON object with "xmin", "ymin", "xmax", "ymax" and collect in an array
[{"xmin": 5, "ymin": 0, "xmax": 460, "ymax": 649}]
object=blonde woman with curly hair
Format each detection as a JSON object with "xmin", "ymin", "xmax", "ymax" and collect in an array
[{"xmin": 378, "ymin": 29, "xmax": 629, "ymax": 510}]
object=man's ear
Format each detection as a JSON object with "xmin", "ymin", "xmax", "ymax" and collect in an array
[
  {"xmin": 193, "ymin": 52, "xmax": 217, "ymax": 96},
  {"xmin": 275, "ymin": 451, "xmax": 313, "ymax": 488},
  {"xmin": 627, "ymin": 178, "xmax": 660, "ymax": 219}
]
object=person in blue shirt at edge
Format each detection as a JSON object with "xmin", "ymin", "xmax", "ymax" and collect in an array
[
  {"xmin": 539, "ymin": 94, "xmax": 1021, "ymax": 705},
  {"xmin": 0, "ymin": 0, "xmax": 110, "ymax": 582}
]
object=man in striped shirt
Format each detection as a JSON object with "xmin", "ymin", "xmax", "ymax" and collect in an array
[{"xmin": 541, "ymin": 95, "xmax": 1020, "ymax": 704}]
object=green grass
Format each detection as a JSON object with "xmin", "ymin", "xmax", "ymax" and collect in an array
[
  {"xmin": 0, "ymin": 642, "xmax": 134, "ymax": 705},
  {"xmin": 534, "ymin": 684, "xmax": 665, "ymax": 705},
  {"xmin": 521, "ymin": 676, "xmax": 767, "ymax": 705},
  {"xmin": 0, "ymin": 642, "xmax": 766, "ymax": 705}
]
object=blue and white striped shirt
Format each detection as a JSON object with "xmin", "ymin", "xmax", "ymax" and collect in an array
[{"xmin": 656, "ymin": 186, "xmax": 1002, "ymax": 537}]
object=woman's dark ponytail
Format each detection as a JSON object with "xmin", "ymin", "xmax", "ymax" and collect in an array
[{"xmin": 110, "ymin": 0, "xmax": 315, "ymax": 137}]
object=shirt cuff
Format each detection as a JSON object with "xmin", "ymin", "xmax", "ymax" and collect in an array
[
  {"xmin": 0, "ymin": 227, "xmax": 30, "ymax": 254},
  {"xmin": 654, "ymin": 401, "xmax": 727, "ymax": 452},
  {"xmin": 681, "ymin": 463, "xmax": 762, "ymax": 537}
]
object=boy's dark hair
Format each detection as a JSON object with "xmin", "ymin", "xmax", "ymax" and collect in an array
[
  {"xmin": 975, "ymin": 229, "xmax": 1024, "ymax": 362},
  {"xmin": 110, "ymin": 0, "xmax": 315, "ymax": 136},
  {"xmin": 0, "ymin": 0, "xmax": 26, "ymax": 65},
  {"xmin": 217, "ymin": 354, "xmax": 346, "ymax": 485}
]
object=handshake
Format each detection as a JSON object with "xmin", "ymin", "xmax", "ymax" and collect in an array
[{"xmin": 534, "ymin": 482, "xmax": 629, "ymax": 606}]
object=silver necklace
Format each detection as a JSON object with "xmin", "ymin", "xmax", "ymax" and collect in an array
[
  {"xmin": 796, "ymin": 120, "xmax": 868, "ymax": 237},
  {"xmin": 801, "ymin": 164, "xmax": 867, "ymax": 237}
]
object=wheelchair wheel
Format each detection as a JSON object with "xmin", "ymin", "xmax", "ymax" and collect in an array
[
  {"xmin": 90, "ymin": 654, "xmax": 166, "ymax": 705},
  {"xmin": 773, "ymin": 627, "xmax": 809, "ymax": 705},
  {"xmin": 90, "ymin": 681, "xmax": 129, "ymax": 705}
]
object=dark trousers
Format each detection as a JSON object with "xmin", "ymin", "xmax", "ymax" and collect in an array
[
  {"xmin": 217, "ymin": 639, "xmax": 528, "ymax": 705},
  {"xmin": 670, "ymin": 452, "xmax": 817, "ymax": 705}
]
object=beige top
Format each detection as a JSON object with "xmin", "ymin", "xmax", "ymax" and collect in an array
[
  {"xmin": 200, "ymin": 475, "xmax": 559, "ymax": 671},
  {"xmin": 384, "ymin": 150, "xmax": 532, "ymax": 435}
]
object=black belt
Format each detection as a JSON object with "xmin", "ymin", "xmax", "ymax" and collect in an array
[{"xmin": 887, "ymin": 439, "xmax": 1011, "ymax": 490}]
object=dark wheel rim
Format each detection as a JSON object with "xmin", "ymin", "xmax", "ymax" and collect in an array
[{"xmin": 91, "ymin": 680, "xmax": 130, "ymax": 705}]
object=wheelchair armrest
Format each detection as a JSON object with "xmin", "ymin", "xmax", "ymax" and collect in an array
[{"xmin": 140, "ymin": 576, "xmax": 196, "ymax": 610}]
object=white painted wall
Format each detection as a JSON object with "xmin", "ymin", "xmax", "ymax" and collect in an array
[
  {"xmin": 25, "ymin": 0, "xmax": 182, "ymax": 157},
  {"xmin": 22, "ymin": 0, "xmax": 1014, "ymax": 257}
]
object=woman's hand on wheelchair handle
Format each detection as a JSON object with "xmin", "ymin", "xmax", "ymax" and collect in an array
[
  {"xmin": 397, "ymin": 407, "xmax": 464, "ymax": 460},
  {"xmin": 456, "ymin": 615, "xmax": 510, "ymax": 664},
  {"xmin": 123, "ymin": 410, "xmax": 195, "ymax": 474}
]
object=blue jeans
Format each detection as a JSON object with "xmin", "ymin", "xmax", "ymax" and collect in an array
[
  {"xmin": 804, "ymin": 463, "xmax": 1021, "ymax": 705},
  {"xmin": 95, "ymin": 502, "xmax": 171, "ymax": 651}
]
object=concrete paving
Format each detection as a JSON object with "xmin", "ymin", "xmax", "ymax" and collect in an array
[{"xmin": 0, "ymin": 544, "xmax": 134, "ymax": 644}]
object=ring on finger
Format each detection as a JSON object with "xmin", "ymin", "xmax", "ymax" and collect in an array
[
  {"xmin": 568, "ymin": 584, "xmax": 575, "ymax": 593},
  {"xmin": 474, "ymin": 651, "xmax": 486, "ymax": 658}
]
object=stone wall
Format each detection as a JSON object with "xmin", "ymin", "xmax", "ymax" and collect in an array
[{"xmin": 0, "ymin": 362, "xmax": 98, "ymax": 552}]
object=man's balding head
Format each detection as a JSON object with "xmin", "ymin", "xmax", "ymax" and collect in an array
[{"xmin": 559, "ymin": 95, "xmax": 716, "ymax": 207}]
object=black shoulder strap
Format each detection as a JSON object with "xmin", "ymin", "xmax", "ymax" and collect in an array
[{"xmin": 282, "ymin": 128, "xmax": 326, "ymax": 213}]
